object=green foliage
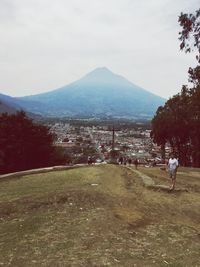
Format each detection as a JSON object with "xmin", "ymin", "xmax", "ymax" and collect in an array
[
  {"xmin": 0, "ymin": 111, "xmax": 66, "ymax": 174},
  {"xmin": 152, "ymin": 86, "xmax": 200, "ymax": 166}
]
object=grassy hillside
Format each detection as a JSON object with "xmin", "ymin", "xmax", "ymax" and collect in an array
[{"xmin": 0, "ymin": 165, "xmax": 200, "ymax": 266}]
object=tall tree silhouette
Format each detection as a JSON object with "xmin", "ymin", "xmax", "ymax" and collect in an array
[
  {"xmin": 0, "ymin": 111, "xmax": 64, "ymax": 174},
  {"xmin": 179, "ymin": 8, "xmax": 200, "ymax": 166},
  {"xmin": 151, "ymin": 87, "xmax": 191, "ymax": 165}
]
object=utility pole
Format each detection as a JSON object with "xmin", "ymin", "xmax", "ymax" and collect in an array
[
  {"xmin": 112, "ymin": 125, "xmax": 115, "ymax": 151},
  {"xmin": 110, "ymin": 125, "xmax": 117, "ymax": 163}
]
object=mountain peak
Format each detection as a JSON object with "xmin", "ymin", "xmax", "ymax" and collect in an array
[
  {"xmin": 84, "ymin": 67, "xmax": 114, "ymax": 79},
  {"xmin": 91, "ymin": 67, "xmax": 113, "ymax": 74}
]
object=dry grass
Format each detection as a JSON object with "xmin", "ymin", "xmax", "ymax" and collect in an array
[{"xmin": 0, "ymin": 165, "xmax": 200, "ymax": 266}]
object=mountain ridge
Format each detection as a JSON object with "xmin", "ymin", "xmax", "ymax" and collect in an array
[{"xmin": 5, "ymin": 68, "xmax": 166, "ymax": 119}]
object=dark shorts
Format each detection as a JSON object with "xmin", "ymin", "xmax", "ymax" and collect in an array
[{"xmin": 169, "ymin": 169, "xmax": 177, "ymax": 180}]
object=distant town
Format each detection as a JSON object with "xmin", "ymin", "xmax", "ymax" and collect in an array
[{"xmin": 46, "ymin": 119, "xmax": 169, "ymax": 166}]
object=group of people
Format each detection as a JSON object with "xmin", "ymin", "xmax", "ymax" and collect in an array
[{"xmin": 118, "ymin": 156, "xmax": 139, "ymax": 169}]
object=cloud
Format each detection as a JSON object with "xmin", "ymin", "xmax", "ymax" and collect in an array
[{"xmin": 0, "ymin": 0, "xmax": 199, "ymax": 98}]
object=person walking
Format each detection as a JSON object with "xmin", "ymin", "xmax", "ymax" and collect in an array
[{"xmin": 168, "ymin": 153, "xmax": 179, "ymax": 190}]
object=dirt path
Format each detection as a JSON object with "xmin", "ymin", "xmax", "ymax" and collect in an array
[{"xmin": 125, "ymin": 166, "xmax": 155, "ymax": 187}]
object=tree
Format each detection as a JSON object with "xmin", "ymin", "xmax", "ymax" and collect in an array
[
  {"xmin": 188, "ymin": 85, "xmax": 200, "ymax": 166},
  {"xmin": 0, "ymin": 111, "xmax": 65, "ymax": 174},
  {"xmin": 151, "ymin": 87, "xmax": 191, "ymax": 165},
  {"xmin": 151, "ymin": 106, "xmax": 168, "ymax": 161},
  {"xmin": 179, "ymin": 8, "xmax": 200, "ymax": 166}
]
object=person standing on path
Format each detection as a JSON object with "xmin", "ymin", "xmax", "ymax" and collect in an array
[{"xmin": 168, "ymin": 153, "xmax": 179, "ymax": 190}]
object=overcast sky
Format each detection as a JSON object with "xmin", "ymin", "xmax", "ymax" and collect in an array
[{"xmin": 0, "ymin": 0, "xmax": 199, "ymax": 98}]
